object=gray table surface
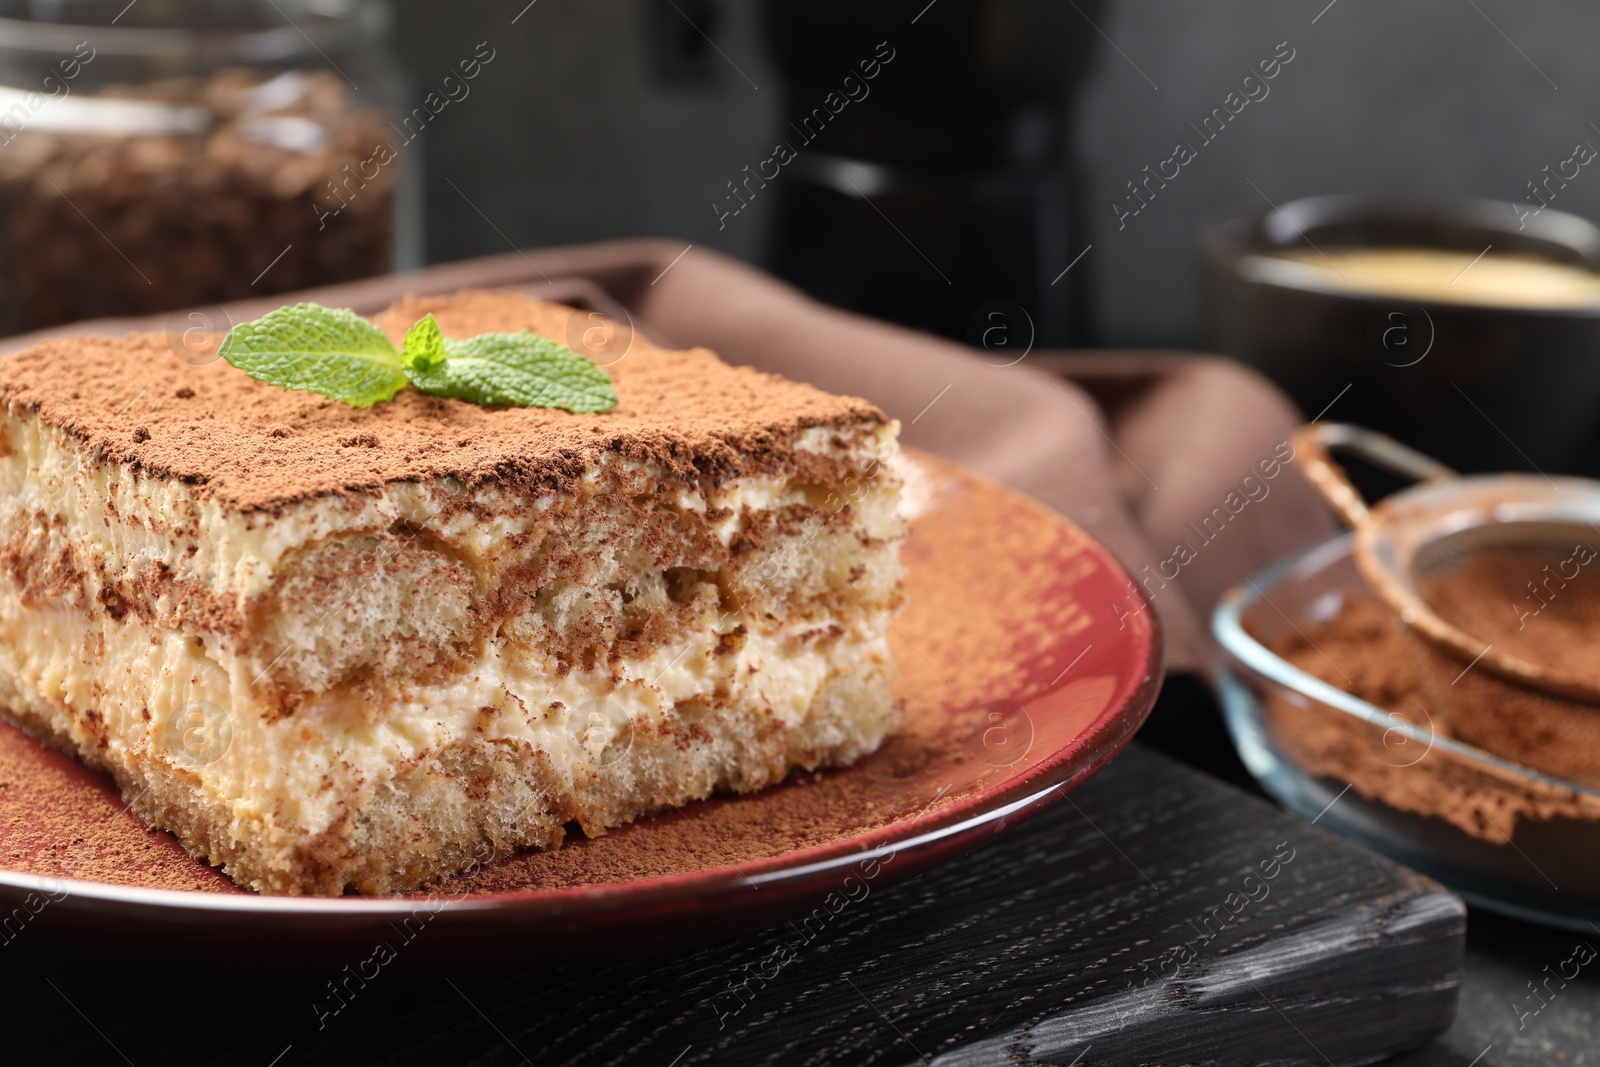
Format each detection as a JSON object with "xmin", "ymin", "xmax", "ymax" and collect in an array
[{"xmin": 1387, "ymin": 910, "xmax": 1600, "ymax": 1067}]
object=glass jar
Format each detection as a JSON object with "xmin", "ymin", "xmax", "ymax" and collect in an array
[{"xmin": 0, "ymin": 0, "xmax": 417, "ymax": 332}]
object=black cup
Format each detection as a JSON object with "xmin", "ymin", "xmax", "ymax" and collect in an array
[{"xmin": 1202, "ymin": 195, "xmax": 1600, "ymax": 475}]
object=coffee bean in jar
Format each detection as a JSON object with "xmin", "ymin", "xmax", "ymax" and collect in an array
[{"xmin": 0, "ymin": 1, "xmax": 415, "ymax": 333}]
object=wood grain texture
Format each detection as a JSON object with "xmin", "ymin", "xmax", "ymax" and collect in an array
[{"xmin": 0, "ymin": 744, "xmax": 1464, "ymax": 1066}]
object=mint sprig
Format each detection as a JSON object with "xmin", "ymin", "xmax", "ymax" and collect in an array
[
  {"xmin": 405, "ymin": 331, "xmax": 620, "ymax": 411},
  {"xmin": 216, "ymin": 303, "xmax": 408, "ymax": 409},
  {"xmin": 217, "ymin": 303, "xmax": 619, "ymax": 413},
  {"xmin": 402, "ymin": 312, "xmax": 447, "ymax": 371}
]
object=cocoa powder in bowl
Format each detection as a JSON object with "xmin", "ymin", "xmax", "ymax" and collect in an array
[
  {"xmin": 1411, "ymin": 537, "xmax": 1600, "ymax": 787},
  {"xmin": 1261, "ymin": 594, "xmax": 1600, "ymax": 846}
]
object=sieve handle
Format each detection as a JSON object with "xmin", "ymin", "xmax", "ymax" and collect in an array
[{"xmin": 1291, "ymin": 421, "xmax": 1457, "ymax": 529}]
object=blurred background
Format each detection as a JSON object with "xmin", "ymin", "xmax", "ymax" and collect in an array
[
  {"xmin": 7, "ymin": 0, "xmax": 1600, "ymax": 469},
  {"xmin": 378, "ymin": 0, "xmax": 1600, "ymax": 349}
]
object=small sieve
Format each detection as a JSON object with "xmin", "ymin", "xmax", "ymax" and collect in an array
[{"xmin": 1294, "ymin": 421, "xmax": 1600, "ymax": 786}]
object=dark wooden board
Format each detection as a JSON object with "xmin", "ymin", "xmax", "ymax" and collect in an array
[{"xmin": 0, "ymin": 744, "xmax": 1463, "ymax": 1066}]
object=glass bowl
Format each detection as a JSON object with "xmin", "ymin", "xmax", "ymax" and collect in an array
[{"xmin": 1214, "ymin": 533, "xmax": 1600, "ymax": 931}]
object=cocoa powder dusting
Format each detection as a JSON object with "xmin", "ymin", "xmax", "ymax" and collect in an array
[
  {"xmin": 1418, "ymin": 540, "xmax": 1600, "ymax": 689},
  {"xmin": 0, "ymin": 289, "xmax": 887, "ymax": 514},
  {"xmin": 0, "ymin": 723, "xmax": 237, "ymax": 892},
  {"xmin": 1262, "ymin": 593, "xmax": 1600, "ymax": 842},
  {"xmin": 434, "ymin": 730, "xmax": 968, "ymax": 895}
]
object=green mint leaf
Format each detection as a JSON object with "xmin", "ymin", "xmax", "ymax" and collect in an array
[
  {"xmin": 218, "ymin": 302, "xmax": 406, "ymax": 408},
  {"xmin": 402, "ymin": 313, "xmax": 446, "ymax": 371},
  {"xmin": 405, "ymin": 330, "xmax": 618, "ymax": 412}
]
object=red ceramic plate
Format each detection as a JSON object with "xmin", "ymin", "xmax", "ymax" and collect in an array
[{"xmin": 0, "ymin": 452, "xmax": 1160, "ymax": 960}]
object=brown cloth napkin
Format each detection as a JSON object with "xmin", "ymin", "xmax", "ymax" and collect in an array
[{"xmin": 0, "ymin": 240, "xmax": 1337, "ymax": 677}]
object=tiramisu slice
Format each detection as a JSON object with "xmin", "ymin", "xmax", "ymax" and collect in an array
[{"xmin": 0, "ymin": 290, "xmax": 904, "ymax": 895}]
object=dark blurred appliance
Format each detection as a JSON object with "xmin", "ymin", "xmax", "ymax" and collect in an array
[{"xmin": 758, "ymin": 0, "xmax": 1102, "ymax": 346}]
